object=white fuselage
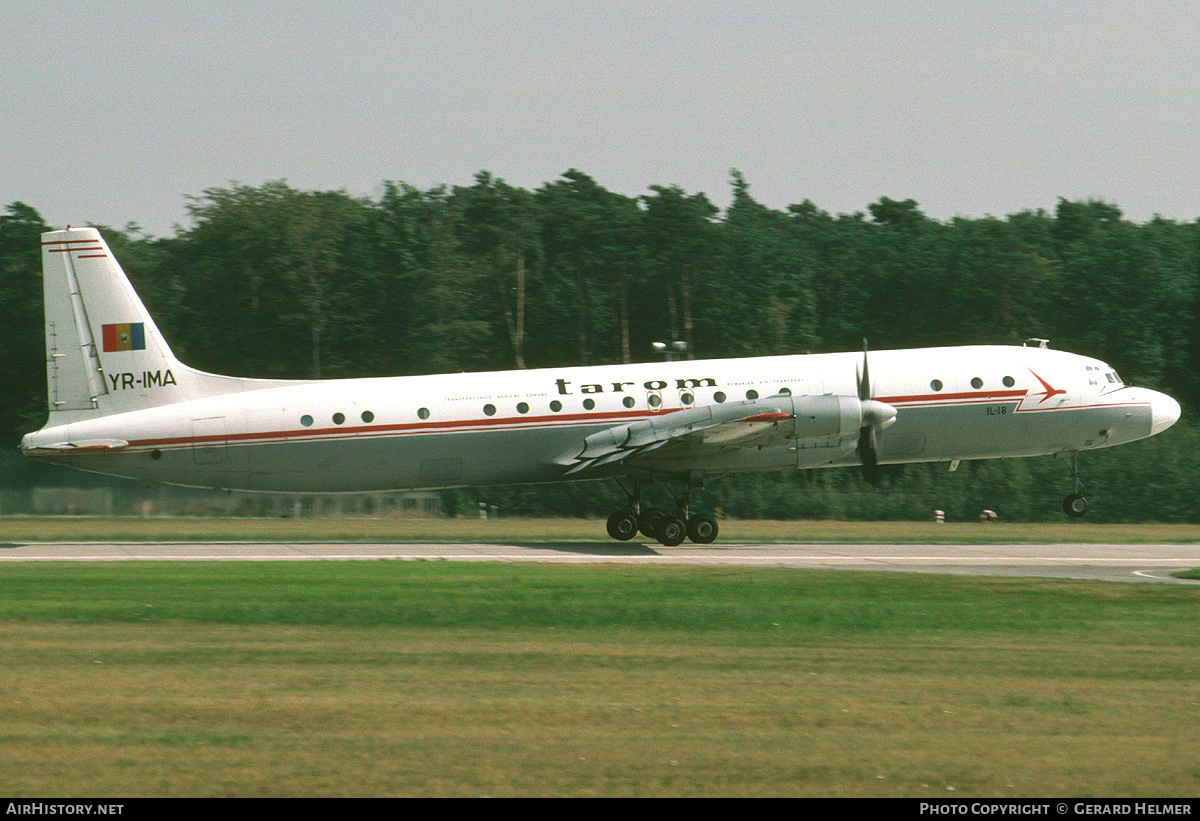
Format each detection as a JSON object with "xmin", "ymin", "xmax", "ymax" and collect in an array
[{"xmin": 21, "ymin": 344, "xmax": 1180, "ymax": 493}]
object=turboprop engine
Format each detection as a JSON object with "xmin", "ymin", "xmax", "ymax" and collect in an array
[{"xmin": 787, "ymin": 394, "xmax": 897, "ymax": 440}]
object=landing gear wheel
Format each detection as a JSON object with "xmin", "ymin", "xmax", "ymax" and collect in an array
[
  {"xmin": 657, "ymin": 516, "xmax": 688, "ymax": 546},
  {"xmin": 606, "ymin": 509, "xmax": 639, "ymax": 541},
  {"xmin": 638, "ymin": 508, "xmax": 666, "ymax": 538},
  {"xmin": 1061, "ymin": 452, "xmax": 1088, "ymax": 519},
  {"xmin": 1063, "ymin": 494, "xmax": 1088, "ymax": 518},
  {"xmin": 687, "ymin": 514, "xmax": 718, "ymax": 544}
]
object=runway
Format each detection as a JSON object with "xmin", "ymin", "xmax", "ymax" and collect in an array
[{"xmin": 2, "ymin": 540, "xmax": 1199, "ymax": 584}]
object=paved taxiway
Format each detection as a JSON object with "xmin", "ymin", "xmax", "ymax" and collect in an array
[{"xmin": 2, "ymin": 541, "xmax": 1199, "ymax": 584}]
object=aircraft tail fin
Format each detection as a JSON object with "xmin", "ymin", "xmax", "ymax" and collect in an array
[{"xmin": 40, "ymin": 227, "xmax": 258, "ymax": 422}]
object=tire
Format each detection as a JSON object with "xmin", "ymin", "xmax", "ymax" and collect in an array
[
  {"xmin": 638, "ymin": 508, "xmax": 666, "ymax": 538},
  {"xmin": 606, "ymin": 510, "xmax": 639, "ymax": 540},
  {"xmin": 657, "ymin": 516, "xmax": 687, "ymax": 546},
  {"xmin": 687, "ymin": 514, "xmax": 718, "ymax": 544},
  {"xmin": 1062, "ymin": 494, "xmax": 1088, "ymax": 518}
]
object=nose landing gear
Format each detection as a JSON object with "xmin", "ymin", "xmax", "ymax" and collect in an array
[
  {"xmin": 1063, "ymin": 493, "xmax": 1088, "ymax": 517},
  {"xmin": 1062, "ymin": 451, "xmax": 1088, "ymax": 517}
]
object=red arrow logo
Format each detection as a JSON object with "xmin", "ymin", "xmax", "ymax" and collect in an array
[{"xmin": 1028, "ymin": 370, "xmax": 1066, "ymax": 404}]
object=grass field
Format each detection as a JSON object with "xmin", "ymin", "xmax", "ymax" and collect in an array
[
  {"xmin": 1, "ymin": 559, "xmax": 1198, "ymax": 797},
  {"xmin": 4, "ymin": 515, "xmax": 1200, "ymax": 544}
]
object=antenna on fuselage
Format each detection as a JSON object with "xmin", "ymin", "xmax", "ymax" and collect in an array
[{"xmin": 653, "ymin": 341, "xmax": 688, "ymax": 362}]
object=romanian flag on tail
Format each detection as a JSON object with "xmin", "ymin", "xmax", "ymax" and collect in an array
[{"xmin": 101, "ymin": 322, "xmax": 145, "ymax": 352}]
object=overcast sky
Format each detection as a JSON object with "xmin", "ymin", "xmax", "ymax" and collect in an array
[{"xmin": 4, "ymin": 1, "xmax": 1198, "ymax": 236}]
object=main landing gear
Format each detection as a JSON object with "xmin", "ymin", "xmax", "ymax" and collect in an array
[
  {"xmin": 605, "ymin": 477, "xmax": 719, "ymax": 545},
  {"xmin": 1062, "ymin": 451, "xmax": 1088, "ymax": 517}
]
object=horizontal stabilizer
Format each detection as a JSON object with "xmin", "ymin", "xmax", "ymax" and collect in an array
[{"xmin": 22, "ymin": 438, "xmax": 129, "ymax": 454}]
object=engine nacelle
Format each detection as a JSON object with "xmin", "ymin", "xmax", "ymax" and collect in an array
[
  {"xmin": 789, "ymin": 395, "xmax": 863, "ymax": 439},
  {"xmin": 788, "ymin": 395, "xmax": 897, "ymax": 440}
]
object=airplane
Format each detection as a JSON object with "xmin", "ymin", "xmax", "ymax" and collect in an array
[{"xmin": 22, "ymin": 227, "xmax": 1182, "ymax": 545}]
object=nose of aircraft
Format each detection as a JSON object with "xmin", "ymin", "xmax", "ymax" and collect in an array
[{"xmin": 1150, "ymin": 390, "xmax": 1181, "ymax": 436}]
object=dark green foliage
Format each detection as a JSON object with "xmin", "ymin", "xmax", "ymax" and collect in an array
[
  {"xmin": 0, "ymin": 203, "xmax": 50, "ymax": 445},
  {"xmin": 4, "ymin": 180, "xmax": 1199, "ymax": 520}
]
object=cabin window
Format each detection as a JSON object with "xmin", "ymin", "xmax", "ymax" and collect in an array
[
  {"xmin": 333, "ymin": 412, "xmax": 345, "ymax": 425},
  {"xmin": 483, "ymin": 404, "xmax": 496, "ymax": 416},
  {"xmin": 1003, "ymin": 376, "xmax": 1015, "ymax": 388},
  {"xmin": 550, "ymin": 400, "xmax": 562, "ymax": 412},
  {"xmin": 418, "ymin": 407, "xmax": 430, "ymax": 420},
  {"xmin": 301, "ymin": 415, "xmax": 314, "ymax": 427},
  {"xmin": 648, "ymin": 394, "xmax": 662, "ymax": 408},
  {"xmin": 680, "ymin": 392, "xmax": 694, "ymax": 405},
  {"xmin": 361, "ymin": 410, "xmax": 374, "ymax": 423},
  {"xmin": 623, "ymin": 396, "xmax": 635, "ymax": 408},
  {"xmin": 971, "ymin": 377, "xmax": 983, "ymax": 389},
  {"xmin": 517, "ymin": 402, "xmax": 529, "ymax": 414},
  {"xmin": 714, "ymin": 391, "xmax": 726, "ymax": 403},
  {"xmin": 746, "ymin": 389, "xmax": 759, "ymax": 400},
  {"xmin": 778, "ymin": 387, "xmax": 791, "ymax": 396},
  {"xmin": 583, "ymin": 398, "xmax": 595, "ymax": 410},
  {"xmin": 930, "ymin": 380, "xmax": 942, "ymax": 392}
]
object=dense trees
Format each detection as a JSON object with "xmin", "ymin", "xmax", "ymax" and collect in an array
[
  {"xmin": 3, "ymin": 175, "xmax": 1198, "ymax": 520},
  {"xmin": 0, "ymin": 203, "xmax": 49, "ymax": 444}
]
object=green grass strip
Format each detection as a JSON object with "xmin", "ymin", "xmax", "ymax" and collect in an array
[
  {"xmin": 2, "ymin": 562, "xmax": 1199, "ymax": 797},
  {"xmin": 0, "ymin": 561, "xmax": 1195, "ymax": 639}
]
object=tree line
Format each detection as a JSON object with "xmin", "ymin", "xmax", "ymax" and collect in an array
[{"xmin": 2, "ymin": 171, "xmax": 1197, "ymax": 521}]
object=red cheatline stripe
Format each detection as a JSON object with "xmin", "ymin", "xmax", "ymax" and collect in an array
[
  {"xmin": 76, "ymin": 253, "xmax": 107, "ymax": 258},
  {"xmin": 130, "ymin": 403, "xmax": 815, "ymax": 451},
  {"xmin": 878, "ymin": 389, "xmax": 1027, "ymax": 405},
  {"xmin": 127, "ymin": 409, "xmax": 656, "ymax": 451}
]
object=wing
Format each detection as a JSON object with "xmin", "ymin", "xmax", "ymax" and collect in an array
[
  {"xmin": 554, "ymin": 394, "xmax": 892, "ymax": 476},
  {"xmin": 554, "ymin": 398, "xmax": 790, "ymax": 475}
]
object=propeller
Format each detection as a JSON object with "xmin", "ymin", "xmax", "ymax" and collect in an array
[{"xmin": 855, "ymin": 340, "xmax": 898, "ymax": 484}]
